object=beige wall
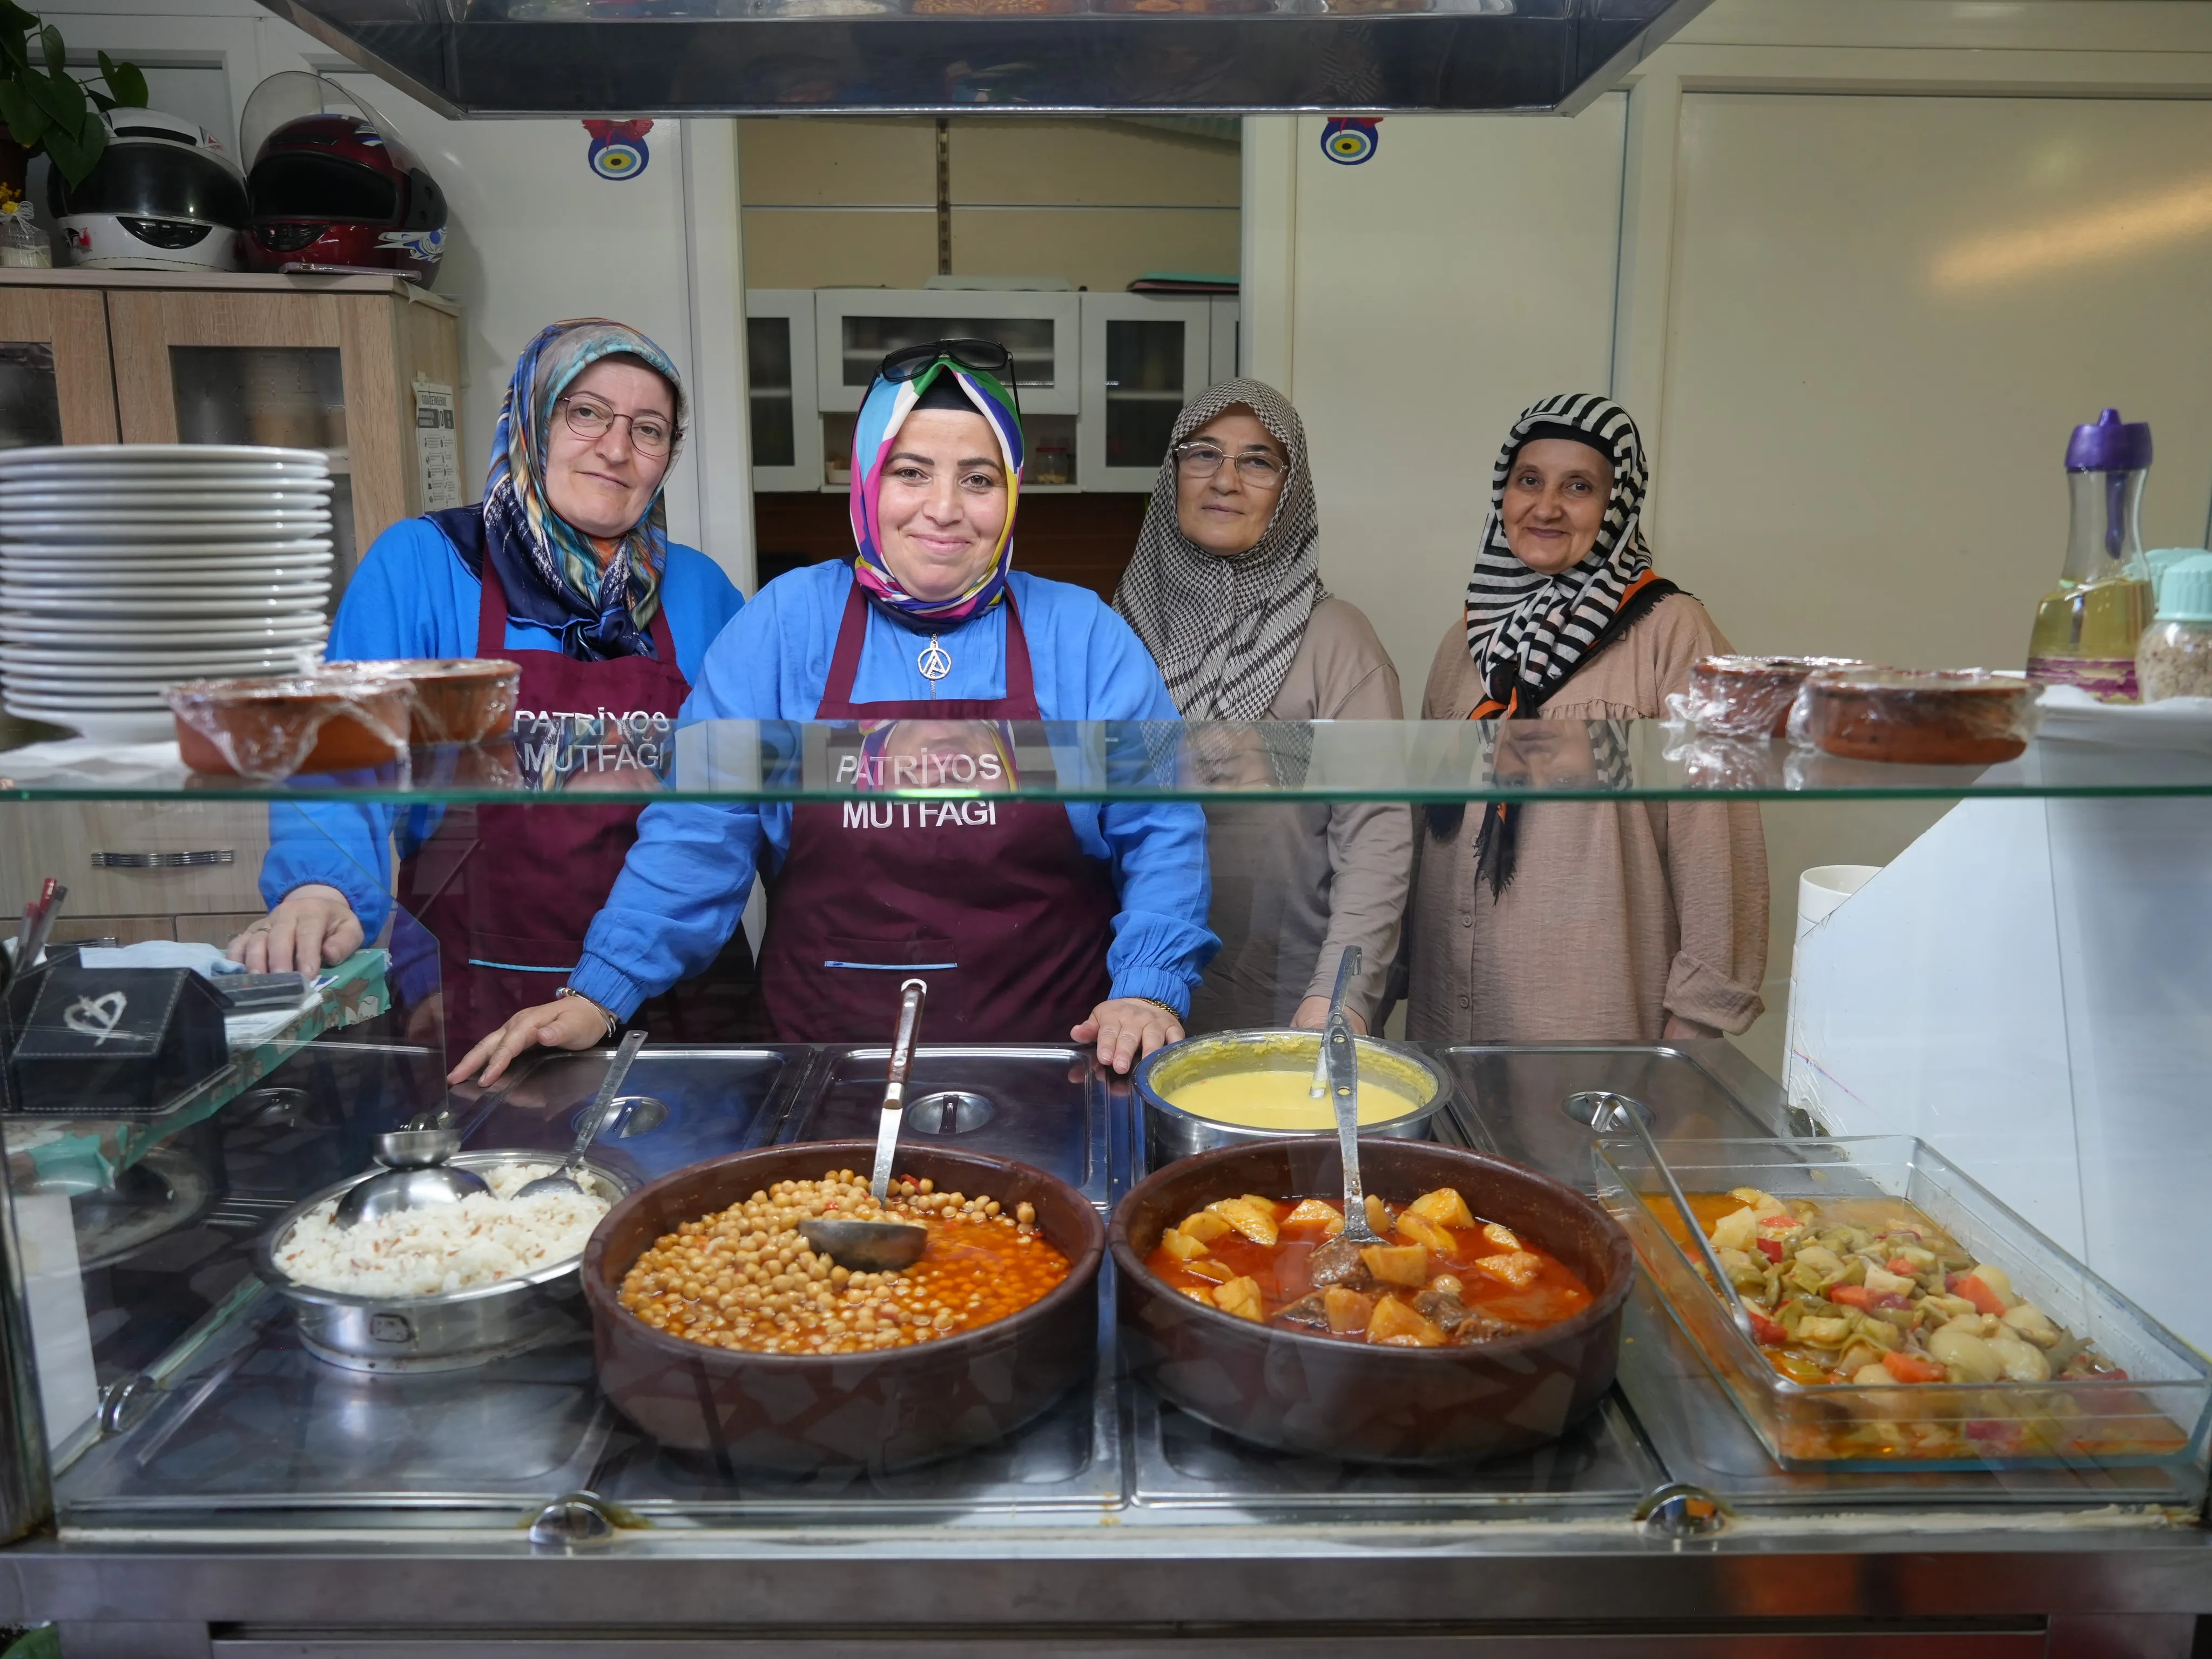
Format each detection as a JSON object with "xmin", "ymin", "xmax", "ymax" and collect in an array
[
  {"xmin": 739, "ymin": 117, "xmax": 1238, "ymax": 292},
  {"xmin": 1245, "ymin": 0, "xmax": 2212, "ymax": 1077}
]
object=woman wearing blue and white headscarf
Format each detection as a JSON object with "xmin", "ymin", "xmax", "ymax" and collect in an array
[{"xmin": 233, "ymin": 319, "xmax": 748, "ymax": 1046}]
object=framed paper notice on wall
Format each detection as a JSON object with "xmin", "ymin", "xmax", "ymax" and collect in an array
[{"xmin": 414, "ymin": 380, "xmax": 462, "ymax": 511}]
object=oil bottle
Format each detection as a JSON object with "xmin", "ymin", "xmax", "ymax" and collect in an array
[{"xmin": 2026, "ymin": 407, "xmax": 2155, "ymax": 701}]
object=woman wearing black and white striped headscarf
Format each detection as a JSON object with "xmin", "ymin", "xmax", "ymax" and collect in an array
[
  {"xmin": 1406, "ymin": 392, "xmax": 1769, "ymax": 1045},
  {"xmin": 1116, "ymin": 378, "xmax": 1411, "ymax": 1034}
]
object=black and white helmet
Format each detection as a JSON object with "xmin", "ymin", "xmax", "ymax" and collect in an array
[{"xmin": 48, "ymin": 109, "xmax": 247, "ymax": 271}]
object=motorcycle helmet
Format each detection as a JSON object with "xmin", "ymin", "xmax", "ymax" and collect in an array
[
  {"xmin": 46, "ymin": 109, "xmax": 246, "ymax": 272},
  {"xmin": 241, "ymin": 108, "xmax": 448, "ymax": 286}
]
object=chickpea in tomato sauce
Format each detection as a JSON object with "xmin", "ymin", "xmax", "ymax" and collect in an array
[{"xmin": 618, "ymin": 1169, "xmax": 1070, "ymax": 1356}]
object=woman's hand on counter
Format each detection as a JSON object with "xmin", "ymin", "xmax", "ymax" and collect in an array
[
  {"xmin": 227, "ymin": 885, "xmax": 364, "ymax": 974},
  {"xmin": 1073, "ymin": 997, "xmax": 1185, "ymax": 1076},
  {"xmin": 448, "ymin": 996, "xmax": 611, "ymax": 1087},
  {"xmin": 1289, "ymin": 997, "xmax": 1368, "ymax": 1035}
]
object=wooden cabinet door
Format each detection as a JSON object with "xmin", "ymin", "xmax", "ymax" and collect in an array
[
  {"xmin": 0, "ymin": 286, "xmax": 117, "ymax": 445},
  {"xmin": 103, "ymin": 286, "xmax": 460, "ymax": 574},
  {"xmin": 105, "ymin": 289, "xmax": 368, "ymax": 580},
  {"xmin": 0, "ymin": 800, "xmax": 271, "ymax": 919}
]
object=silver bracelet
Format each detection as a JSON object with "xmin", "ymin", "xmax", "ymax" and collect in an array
[{"xmin": 556, "ymin": 986, "xmax": 619, "ymax": 1041}]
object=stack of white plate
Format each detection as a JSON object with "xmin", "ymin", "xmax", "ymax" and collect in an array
[{"xmin": 0, "ymin": 444, "xmax": 335, "ymax": 740}]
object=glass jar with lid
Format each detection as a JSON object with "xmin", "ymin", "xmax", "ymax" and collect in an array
[{"xmin": 2137, "ymin": 551, "xmax": 2212, "ymax": 702}]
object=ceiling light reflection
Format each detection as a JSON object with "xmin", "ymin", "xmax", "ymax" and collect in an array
[{"xmin": 1934, "ymin": 175, "xmax": 2212, "ymax": 289}]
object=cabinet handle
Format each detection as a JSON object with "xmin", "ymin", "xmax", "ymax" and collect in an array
[{"xmin": 89, "ymin": 850, "xmax": 237, "ymax": 869}]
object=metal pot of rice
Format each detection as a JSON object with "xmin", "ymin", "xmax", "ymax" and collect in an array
[{"xmin": 254, "ymin": 1149, "xmax": 634, "ymax": 1373}]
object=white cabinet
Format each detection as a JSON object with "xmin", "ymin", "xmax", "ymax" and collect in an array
[
  {"xmin": 811, "ymin": 289, "xmax": 1083, "ymax": 417},
  {"xmin": 1078, "ymin": 293, "xmax": 1218, "ymax": 493},
  {"xmin": 1211, "ymin": 295, "xmax": 1242, "ymax": 385},
  {"xmin": 745, "ymin": 288, "xmax": 1240, "ymax": 494},
  {"xmin": 744, "ymin": 289, "xmax": 821, "ymax": 494}
]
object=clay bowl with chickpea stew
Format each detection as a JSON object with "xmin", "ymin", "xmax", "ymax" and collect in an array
[
  {"xmin": 581, "ymin": 1142, "xmax": 1103, "ymax": 1473},
  {"xmin": 1112, "ymin": 1138, "xmax": 1633, "ymax": 1464}
]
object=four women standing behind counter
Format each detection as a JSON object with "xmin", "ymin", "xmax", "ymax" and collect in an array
[{"xmin": 241, "ymin": 320, "xmax": 1765, "ymax": 1063}]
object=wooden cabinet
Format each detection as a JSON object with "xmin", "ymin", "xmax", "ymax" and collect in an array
[
  {"xmin": 0, "ymin": 271, "xmax": 460, "ymax": 931},
  {"xmin": 0, "ymin": 269, "xmax": 462, "ymax": 584},
  {"xmin": 0, "ymin": 286, "xmax": 119, "ymax": 447}
]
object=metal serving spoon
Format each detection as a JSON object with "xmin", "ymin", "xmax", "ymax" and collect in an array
[
  {"xmin": 799, "ymin": 979, "xmax": 932, "ymax": 1272},
  {"xmin": 1306, "ymin": 944, "xmax": 1363, "ymax": 1100},
  {"xmin": 517, "ymin": 1029, "xmax": 646, "ymax": 1199},
  {"xmin": 333, "ymin": 1101, "xmax": 489, "ymax": 1229},
  {"xmin": 1306, "ymin": 1007, "xmax": 1388, "ymax": 1285}
]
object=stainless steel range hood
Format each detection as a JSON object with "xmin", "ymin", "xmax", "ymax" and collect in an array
[{"xmin": 254, "ymin": 0, "xmax": 1711, "ymax": 117}]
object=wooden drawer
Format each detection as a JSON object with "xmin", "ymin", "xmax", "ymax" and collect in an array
[{"xmin": 0, "ymin": 801, "xmax": 269, "ymax": 917}]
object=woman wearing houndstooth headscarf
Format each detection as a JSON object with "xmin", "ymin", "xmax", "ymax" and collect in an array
[
  {"xmin": 1405, "ymin": 393, "xmax": 1769, "ymax": 1045},
  {"xmin": 1116, "ymin": 378, "xmax": 1412, "ymax": 1035}
]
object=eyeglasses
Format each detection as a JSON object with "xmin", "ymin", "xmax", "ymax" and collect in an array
[
  {"xmin": 557, "ymin": 394, "xmax": 679, "ymax": 457},
  {"xmin": 877, "ymin": 338, "xmax": 1023, "ymax": 419},
  {"xmin": 1174, "ymin": 441, "xmax": 1286, "ymax": 488}
]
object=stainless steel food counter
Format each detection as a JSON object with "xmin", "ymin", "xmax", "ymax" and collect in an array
[{"xmin": 3, "ymin": 1037, "xmax": 2208, "ymax": 1659}]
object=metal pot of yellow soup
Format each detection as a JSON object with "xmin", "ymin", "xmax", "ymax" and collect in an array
[{"xmin": 1134, "ymin": 1030, "xmax": 1450, "ymax": 1169}]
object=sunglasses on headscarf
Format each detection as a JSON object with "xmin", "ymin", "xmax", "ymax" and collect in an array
[{"xmin": 878, "ymin": 338, "xmax": 1023, "ymax": 418}]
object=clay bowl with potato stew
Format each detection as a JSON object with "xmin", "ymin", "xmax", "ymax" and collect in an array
[
  {"xmin": 582, "ymin": 1142, "xmax": 1103, "ymax": 1473},
  {"xmin": 1112, "ymin": 1138, "xmax": 1633, "ymax": 1463}
]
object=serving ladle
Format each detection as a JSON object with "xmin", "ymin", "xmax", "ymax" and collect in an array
[
  {"xmin": 334, "ymin": 1100, "xmax": 489, "ymax": 1229},
  {"xmin": 1306, "ymin": 1007, "xmax": 1388, "ymax": 1285},
  {"xmin": 798, "ymin": 978, "xmax": 932, "ymax": 1272},
  {"xmin": 1306, "ymin": 944, "xmax": 1363, "ymax": 1100},
  {"xmin": 517, "ymin": 1028, "xmax": 647, "ymax": 1199}
]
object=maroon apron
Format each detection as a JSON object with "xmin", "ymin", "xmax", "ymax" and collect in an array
[
  {"xmin": 757, "ymin": 582, "xmax": 1118, "ymax": 1043},
  {"xmin": 399, "ymin": 551, "xmax": 753, "ymax": 1049}
]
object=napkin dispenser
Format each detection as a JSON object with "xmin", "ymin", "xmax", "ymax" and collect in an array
[{"xmin": 4, "ymin": 965, "xmax": 230, "ymax": 1118}]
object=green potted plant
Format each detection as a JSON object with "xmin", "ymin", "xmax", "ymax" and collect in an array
[{"xmin": 0, "ymin": 3, "xmax": 147, "ymax": 197}]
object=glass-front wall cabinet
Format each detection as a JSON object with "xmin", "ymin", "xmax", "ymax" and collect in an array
[
  {"xmin": 1, "ymin": 717, "xmax": 2209, "ymax": 1557},
  {"xmin": 752, "ymin": 288, "xmax": 1237, "ymax": 494},
  {"xmin": 743, "ymin": 289, "xmax": 821, "ymax": 494}
]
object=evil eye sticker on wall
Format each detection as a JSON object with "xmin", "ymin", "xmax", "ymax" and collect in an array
[
  {"xmin": 584, "ymin": 118, "xmax": 655, "ymax": 181},
  {"xmin": 1321, "ymin": 117, "xmax": 1381, "ymax": 166}
]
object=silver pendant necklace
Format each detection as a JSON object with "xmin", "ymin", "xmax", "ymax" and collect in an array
[{"xmin": 918, "ymin": 633, "xmax": 953, "ymax": 682}]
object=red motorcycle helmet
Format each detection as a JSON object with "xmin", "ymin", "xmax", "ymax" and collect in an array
[{"xmin": 241, "ymin": 109, "xmax": 448, "ymax": 285}]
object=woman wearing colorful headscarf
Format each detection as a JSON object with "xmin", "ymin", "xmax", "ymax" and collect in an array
[
  {"xmin": 450, "ymin": 340, "xmax": 1215, "ymax": 1082},
  {"xmin": 1114, "ymin": 378, "xmax": 1410, "ymax": 1034},
  {"xmin": 230, "ymin": 318, "xmax": 748, "ymax": 1047},
  {"xmin": 1406, "ymin": 393, "xmax": 1768, "ymax": 1043}
]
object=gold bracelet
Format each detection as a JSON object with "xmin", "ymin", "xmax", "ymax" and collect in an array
[
  {"xmin": 556, "ymin": 986, "xmax": 619, "ymax": 1041},
  {"xmin": 1135, "ymin": 996, "xmax": 1182, "ymax": 1020}
]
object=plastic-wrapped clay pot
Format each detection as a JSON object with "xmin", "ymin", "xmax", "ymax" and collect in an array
[
  {"xmin": 369, "ymin": 657, "xmax": 521, "ymax": 745},
  {"xmin": 1112, "ymin": 1137, "xmax": 1633, "ymax": 1464},
  {"xmin": 166, "ymin": 671, "xmax": 410, "ymax": 778},
  {"xmin": 1686, "ymin": 655, "xmax": 1866, "ymax": 738},
  {"xmin": 1790, "ymin": 667, "xmax": 2041, "ymax": 765},
  {"xmin": 581, "ymin": 1141, "xmax": 1104, "ymax": 1473}
]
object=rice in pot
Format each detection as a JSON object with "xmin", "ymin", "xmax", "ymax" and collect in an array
[{"xmin": 275, "ymin": 1162, "xmax": 610, "ymax": 1298}]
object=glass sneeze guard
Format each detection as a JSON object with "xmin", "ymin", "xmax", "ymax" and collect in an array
[{"xmin": 4, "ymin": 716, "xmax": 2212, "ymax": 806}]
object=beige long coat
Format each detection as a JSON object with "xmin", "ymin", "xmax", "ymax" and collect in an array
[
  {"xmin": 1189, "ymin": 597, "xmax": 1413, "ymax": 1033},
  {"xmin": 1406, "ymin": 592, "xmax": 1768, "ymax": 1043}
]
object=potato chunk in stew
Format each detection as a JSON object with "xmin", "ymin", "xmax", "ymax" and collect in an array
[
  {"xmin": 1367, "ymin": 1296, "xmax": 1447, "ymax": 1347},
  {"xmin": 1206, "ymin": 1198, "xmax": 1279, "ymax": 1247},
  {"xmin": 1361, "ymin": 1244, "xmax": 1431, "ymax": 1287}
]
